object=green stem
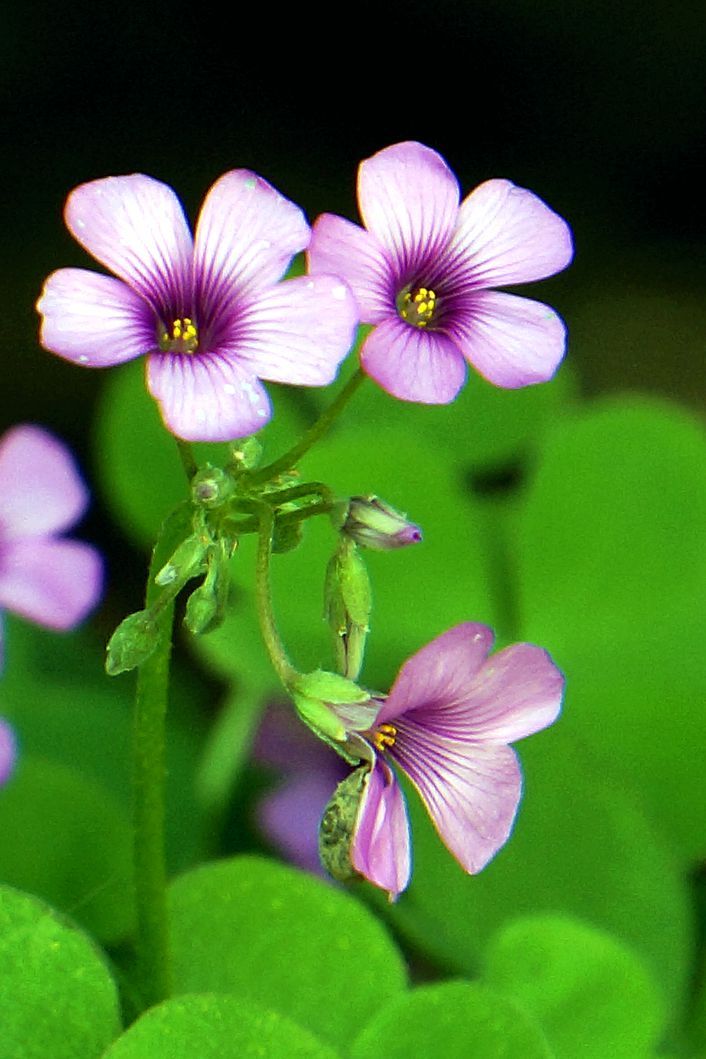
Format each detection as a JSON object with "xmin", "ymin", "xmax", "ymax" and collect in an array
[
  {"xmin": 243, "ymin": 499, "xmax": 298, "ymax": 688},
  {"xmin": 132, "ymin": 542, "xmax": 176, "ymax": 1009},
  {"xmin": 175, "ymin": 439, "xmax": 198, "ymax": 481},
  {"xmin": 249, "ymin": 367, "xmax": 366, "ymax": 484}
]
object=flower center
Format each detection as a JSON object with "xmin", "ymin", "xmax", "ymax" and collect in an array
[
  {"xmin": 372, "ymin": 723, "xmax": 397, "ymax": 753},
  {"xmin": 397, "ymin": 286, "xmax": 437, "ymax": 329},
  {"xmin": 159, "ymin": 317, "xmax": 199, "ymax": 354}
]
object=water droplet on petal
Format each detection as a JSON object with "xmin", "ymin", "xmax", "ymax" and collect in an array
[
  {"xmin": 223, "ymin": 384, "xmax": 236, "ymax": 396},
  {"xmin": 78, "ymin": 355, "xmax": 90, "ymax": 364},
  {"xmin": 332, "ymin": 285, "xmax": 347, "ymax": 300}
]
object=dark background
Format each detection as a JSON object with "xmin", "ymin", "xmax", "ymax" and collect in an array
[{"xmin": 4, "ymin": 0, "xmax": 706, "ymax": 462}]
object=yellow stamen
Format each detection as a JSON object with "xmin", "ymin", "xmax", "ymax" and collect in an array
[
  {"xmin": 159, "ymin": 317, "xmax": 199, "ymax": 354},
  {"xmin": 372, "ymin": 723, "xmax": 398, "ymax": 752},
  {"xmin": 397, "ymin": 286, "xmax": 437, "ymax": 329}
]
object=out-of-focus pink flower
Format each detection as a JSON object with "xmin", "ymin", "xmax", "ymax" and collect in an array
[
  {"xmin": 335, "ymin": 623, "xmax": 564, "ymax": 899},
  {"xmin": 308, "ymin": 141, "xmax": 573, "ymax": 404},
  {"xmin": 0, "ymin": 425, "xmax": 103, "ymax": 666},
  {"xmin": 38, "ymin": 171, "xmax": 358, "ymax": 441},
  {"xmin": 0, "ymin": 719, "xmax": 16, "ymax": 786}
]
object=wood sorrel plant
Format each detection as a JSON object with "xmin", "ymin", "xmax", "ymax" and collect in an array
[{"xmin": 17, "ymin": 140, "xmax": 586, "ymax": 1051}]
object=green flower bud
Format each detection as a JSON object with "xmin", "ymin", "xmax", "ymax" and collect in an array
[
  {"xmin": 340, "ymin": 495, "xmax": 422, "ymax": 551},
  {"xmin": 191, "ymin": 465, "xmax": 235, "ymax": 508},
  {"xmin": 154, "ymin": 533, "xmax": 208, "ymax": 587},
  {"xmin": 319, "ymin": 766, "xmax": 369, "ymax": 883},
  {"xmin": 105, "ymin": 609, "xmax": 159, "ymax": 675},
  {"xmin": 184, "ymin": 540, "xmax": 232, "ymax": 636}
]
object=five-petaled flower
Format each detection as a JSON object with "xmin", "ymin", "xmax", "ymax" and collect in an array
[
  {"xmin": 308, "ymin": 141, "xmax": 573, "ymax": 404},
  {"xmin": 0, "ymin": 425, "xmax": 103, "ymax": 667},
  {"xmin": 37, "ymin": 171, "xmax": 358, "ymax": 441},
  {"xmin": 331, "ymin": 622, "xmax": 564, "ymax": 899}
]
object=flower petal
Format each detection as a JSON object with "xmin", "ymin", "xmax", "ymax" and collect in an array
[
  {"xmin": 0, "ymin": 719, "xmax": 16, "ymax": 786},
  {"xmin": 37, "ymin": 268, "xmax": 154, "ymax": 367},
  {"xmin": 361, "ymin": 316, "xmax": 466, "ymax": 403},
  {"xmin": 194, "ymin": 170, "xmax": 310, "ymax": 326},
  {"xmin": 358, "ymin": 142, "xmax": 460, "ymax": 278},
  {"xmin": 146, "ymin": 352, "xmax": 272, "ymax": 442},
  {"xmin": 446, "ymin": 179, "xmax": 574, "ymax": 289},
  {"xmin": 448, "ymin": 290, "xmax": 568, "ymax": 388},
  {"xmin": 393, "ymin": 736, "xmax": 522, "ymax": 874},
  {"xmin": 232, "ymin": 274, "xmax": 357, "ymax": 385},
  {"xmin": 0, "ymin": 538, "xmax": 103, "ymax": 630},
  {"xmin": 378, "ymin": 624, "xmax": 495, "ymax": 724},
  {"xmin": 351, "ymin": 759, "xmax": 411, "ymax": 900},
  {"xmin": 307, "ymin": 213, "xmax": 392, "ymax": 322},
  {"xmin": 65, "ymin": 174, "xmax": 193, "ymax": 311},
  {"xmin": 0, "ymin": 425, "xmax": 89, "ymax": 539}
]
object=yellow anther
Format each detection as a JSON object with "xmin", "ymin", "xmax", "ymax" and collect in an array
[
  {"xmin": 397, "ymin": 286, "xmax": 437, "ymax": 329},
  {"xmin": 159, "ymin": 316, "xmax": 199, "ymax": 354},
  {"xmin": 372, "ymin": 723, "xmax": 398, "ymax": 753}
]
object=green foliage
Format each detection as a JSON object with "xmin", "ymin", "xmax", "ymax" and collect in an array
[
  {"xmin": 102, "ymin": 994, "xmax": 342, "ymax": 1058},
  {"xmin": 515, "ymin": 396, "xmax": 706, "ymax": 863},
  {"xmin": 0, "ymin": 757, "xmax": 134, "ymax": 943},
  {"xmin": 167, "ymin": 855, "xmax": 408, "ymax": 1051},
  {"xmin": 378, "ymin": 728, "xmax": 692, "ymax": 1021},
  {"xmin": 482, "ymin": 914, "xmax": 666, "ymax": 1058},
  {"xmin": 349, "ymin": 981, "xmax": 553, "ymax": 1058},
  {"xmin": 0, "ymin": 885, "xmax": 120, "ymax": 1058}
]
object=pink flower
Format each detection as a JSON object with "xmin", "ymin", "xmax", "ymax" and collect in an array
[
  {"xmin": 337, "ymin": 623, "xmax": 564, "ymax": 899},
  {"xmin": 0, "ymin": 425, "xmax": 103, "ymax": 666},
  {"xmin": 37, "ymin": 171, "xmax": 358, "ymax": 442},
  {"xmin": 0, "ymin": 719, "xmax": 16, "ymax": 786},
  {"xmin": 308, "ymin": 141, "xmax": 573, "ymax": 404}
]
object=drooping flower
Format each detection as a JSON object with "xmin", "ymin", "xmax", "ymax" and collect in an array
[
  {"xmin": 0, "ymin": 719, "xmax": 16, "ymax": 786},
  {"xmin": 307, "ymin": 141, "xmax": 573, "ymax": 404},
  {"xmin": 327, "ymin": 623, "xmax": 564, "ymax": 899},
  {"xmin": 0, "ymin": 425, "xmax": 103, "ymax": 666},
  {"xmin": 37, "ymin": 171, "xmax": 358, "ymax": 442}
]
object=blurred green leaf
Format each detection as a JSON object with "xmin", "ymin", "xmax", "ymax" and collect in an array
[
  {"xmin": 1, "ymin": 615, "xmax": 209, "ymax": 874},
  {"xmin": 102, "ymin": 994, "xmax": 341, "ymax": 1058},
  {"xmin": 0, "ymin": 885, "xmax": 120, "ymax": 1058},
  {"xmin": 350, "ymin": 981, "xmax": 553, "ymax": 1058},
  {"xmin": 309, "ymin": 361, "xmax": 578, "ymax": 472},
  {"xmin": 515, "ymin": 396, "xmax": 706, "ymax": 862},
  {"xmin": 482, "ymin": 914, "xmax": 665, "ymax": 1058},
  {"xmin": 377, "ymin": 726, "xmax": 692, "ymax": 1023},
  {"xmin": 167, "ymin": 855, "xmax": 407, "ymax": 1050},
  {"xmin": 0, "ymin": 757, "xmax": 134, "ymax": 943}
]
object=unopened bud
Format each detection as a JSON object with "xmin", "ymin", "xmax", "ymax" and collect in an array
[
  {"xmin": 340, "ymin": 496, "xmax": 422, "ymax": 551},
  {"xmin": 105, "ymin": 609, "xmax": 159, "ymax": 675},
  {"xmin": 155, "ymin": 534, "xmax": 208, "ymax": 587},
  {"xmin": 191, "ymin": 465, "xmax": 234, "ymax": 508},
  {"xmin": 324, "ymin": 539, "xmax": 371, "ymax": 680},
  {"xmin": 319, "ymin": 766, "xmax": 369, "ymax": 883},
  {"xmin": 184, "ymin": 540, "xmax": 232, "ymax": 636}
]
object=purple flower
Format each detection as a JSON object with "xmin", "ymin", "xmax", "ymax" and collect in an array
[
  {"xmin": 0, "ymin": 425, "xmax": 103, "ymax": 666},
  {"xmin": 307, "ymin": 141, "xmax": 573, "ymax": 404},
  {"xmin": 337, "ymin": 623, "xmax": 564, "ymax": 899},
  {"xmin": 0, "ymin": 719, "xmax": 16, "ymax": 786},
  {"xmin": 37, "ymin": 171, "xmax": 358, "ymax": 442}
]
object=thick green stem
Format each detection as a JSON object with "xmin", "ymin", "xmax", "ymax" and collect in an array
[
  {"xmin": 132, "ymin": 536, "xmax": 178, "ymax": 1009},
  {"xmin": 249, "ymin": 368, "xmax": 366, "ymax": 484}
]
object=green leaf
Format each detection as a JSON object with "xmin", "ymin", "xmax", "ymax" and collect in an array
[
  {"xmin": 0, "ymin": 757, "xmax": 134, "ymax": 944},
  {"xmin": 102, "ymin": 994, "xmax": 341, "ymax": 1058},
  {"xmin": 515, "ymin": 396, "xmax": 706, "ymax": 862},
  {"xmin": 350, "ymin": 981, "xmax": 553, "ymax": 1058},
  {"xmin": 483, "ymin": 914, "xmax": 665, "ymax": 1058},
  {"xmin": 168, "ymin": 855, "xmax": 408, "ymax": 1050},
  {"xmin": 378, "ymin": 727, "xmax": 692, "ymax": 1023},
  {"xmin": 0, "ymin": 885, "xmax": 120, "ymax": 1058}
]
